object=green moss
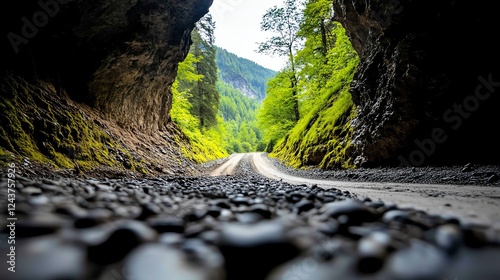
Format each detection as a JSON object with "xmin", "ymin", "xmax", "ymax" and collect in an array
[
  {"xmin": 180, "ymin": 140, "xmax": 227, "ymax": 164},
  {"xmin": 271, "ymin": 71, "xmax": 358, "ymax": 170},
  {"xmin": 176, "ymin": 128, "xmax": 229, "ymax": 164},
  {"xmin": 0, "ymin": 147, "xmax": 13, "ymax": 167},
  {"xmin": 0, "ymin": 75, "xmax": 147, "ymax": 173},
  {"xmin": 265, "ymin": 21, "xmax": 361, "ymax": 170}
]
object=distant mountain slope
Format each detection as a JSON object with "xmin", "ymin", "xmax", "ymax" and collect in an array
[{"xmin": 216, "ymin": 47, "xmax": 276, "ymax": 101}]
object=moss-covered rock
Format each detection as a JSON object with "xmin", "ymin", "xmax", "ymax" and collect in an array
[
  {"xmin": 0, "ymin": 75, "xmax": 143, "ymax": 173},
  {"xmin": 272, "ymin": 88, "xmax": 358, "ymax": 170}
]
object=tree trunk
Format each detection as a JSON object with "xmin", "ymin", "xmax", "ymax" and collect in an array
[{"xmin": 289, "ymin": 48, "xmax": 300, "ymax": 122}]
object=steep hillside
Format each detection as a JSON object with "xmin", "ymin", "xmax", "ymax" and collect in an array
[
  {"xmin": 216, "ymin": 49, "xmax": 276, "ymax": 153},
  {"xmin": 216, "ymin": 47, "xmax": 276, "ymax": 101},
  {"xmin": 217, "ymin": 81, "xmax": 264, "ymax": 153}
]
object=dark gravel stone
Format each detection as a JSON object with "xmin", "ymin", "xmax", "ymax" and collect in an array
[
  {"xmin": 74, "ymin": 217, "xmax": 100, "ymax": 229},
  {"xmin": 432, "ymin": 224, "xmax": 463, "ymax": 254},
  {"xmin": 207, "ymin": 206, "xmax": 222, "ymax": 218},
  {"xmin": 210, "ymin": 199, "xmax": 231, "ymax": 209},
  {"xmin": 383, "ymin": 210, "xmax": 411, "ymax": 223},
  {"xmin": 21, "ymin": 186, "xmax": 42, "ymax": 195},
  {"xmin": 236, "ymin": 212, "xmax": 264, "ymax": 224},
  {"xmin": 231, "ymin": 196, "xmax": 251, "ymax": 206},
  {"xmin": 147, "ymin": 216, "xmax": 185, "ymax": 233},
  {"xmin": 87, "ymin": 221, "xmax": 156, "ymax": 265},
  {"xmin": 357, "ymin": 232, "xmax": 391, "ymax": 273},
  {"xmin": 321, "ymin": 199, "xmax": 378, "ymax": 225},
  {"xmin": 219, "ymin": 221, "xmax": 301, "ymax": 280},
  {"xmin": 184, "ymin": 209, "xmax": 208, "ymax": 223},
  {"xmin": 15, "ymin": 214, "xmax": 67, "ymax": 238},
  {"xmin": 247, "ymin": 204, "xmax": 272, "ymax": 219},
  {"xmin": 2, "ymin": 162, "xmax": 500, "ymax": 280},
  {"xmin": 136, "ymin": 203, "xmax": 162, "ymax": 220},
  {"xmin": 462, "ymin": 226, "xmax": 490, "ymax": 248},
  {"xmin": 488, "ymin": 174, "xmax": 500, "ymax": 183},
  {"xmin": 295, "ymin": 200, "xmax": 315, "ymax": 214}
]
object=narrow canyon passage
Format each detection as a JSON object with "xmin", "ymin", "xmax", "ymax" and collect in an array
[{"xmin": 1, "ymin": 0, "xmax": 499, "ymax": 279}]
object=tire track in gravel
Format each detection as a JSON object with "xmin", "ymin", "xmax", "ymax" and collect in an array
[
  {"xmin": 209, "ymin": 153, "xmax": 246, "ymax": 176},
  {"xmin": 248, "ymin": 152, "xmax": 500, "ymax": 230}
]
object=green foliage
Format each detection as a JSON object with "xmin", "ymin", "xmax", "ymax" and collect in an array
[
  {"xmin": 177, "ymin": 118, "xmax": 229, "ymax": 163},
  {"xmin": 217, "ymin": 81, "xmax": 264, "ymax": 154},
  {"xmin": 217, "ymin": 47, "xmax": 276, "ymax": 101},
  {"xmin": 217, "ymin": 81, "xmax": 260, "ymax": 123},
  {"xmin": 171, "ymin": 53, "xmax": 203, "ymax": 132},
  {"xmin": 188, "ymin": 15, "xmax": 220, "ymax": 129},
  {"xmin": 257, "ymin": 0, "xmax": 303, "ymax": 58},
  {"xmin": 259, "ymin": 0, "xmax": 360, "ymax": 169},
  {"xmin": 171, "ymin": 49, "xmax": 228, "ymax": 162},
  {"xmin": 172, "ymin": 18, "xmax": 277, "ymax": 159},
  {"xmin": 272, "ymin": 88, "xmax": 357, "ymax": 169},
  {"xmin": 257, "ymin": 70, "xmax": 297, "ymax": 145},
  {"xmin": 216, "ymin": 47, "xmax": 277, "ymax": 153},
  {"xmin": 258, "ymin": 0, "xmax": 303, "ymax": 124},
  {"xmin": 170, "ymin": 14, "xmax": 236, "ymax": 162}
]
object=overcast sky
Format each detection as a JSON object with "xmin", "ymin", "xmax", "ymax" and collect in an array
[{"xmin": 209, "ymin": 0, "xmax": 287, "ymax": 72}]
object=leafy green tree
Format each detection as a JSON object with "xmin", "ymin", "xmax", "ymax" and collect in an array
[
  {"xmin": 171, "ymin": 53, "xmax": 228, "ymax": 163},
  {"xmin": 189, "ymin": 14, "xmax": 220, "ymax": 129},
  {"xmin": 172, "ymin": 15, "xmax": 276, "ymax": 157},
  {"xmin": 171, "ymin": 53, "xmax": 203, "ymax": 132},
  {"xmin": 299, "ymin": 0, "xmax": 335, "ymax": 56},
  {"xmin": 257, "ymin": 0, "xmax": 303, "ymax": 122},
  {"xmin": 295, "ymin": 0, "xmax": 339, "ymax": 115},
  {"xmin": 257, "ymin": 70, "xmax": 297, "ymax": 147},
  {"xmin": 260, "ymin": 0, "xmax": 360, "ymax": 168},
  {"xmin": 295, "ymin": 0, "xmax": 358, "ymax": 115}
]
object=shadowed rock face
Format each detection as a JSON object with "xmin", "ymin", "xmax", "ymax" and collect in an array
[
  {"xmin": 1, "ymin": 0, "xmax": 213, "ymax": 133},
  {"xmin": 333, "ymin": 0, "xmax": 500, "ymax": 166}
]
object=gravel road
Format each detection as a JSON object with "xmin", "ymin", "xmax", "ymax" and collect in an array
[
  {"xmin": 244, "ymin": 153, "xmax": 500, "ymax": 230},
  {"xmin": 0, "ymin": 155, "xmax": 499, "ymax": 280}
]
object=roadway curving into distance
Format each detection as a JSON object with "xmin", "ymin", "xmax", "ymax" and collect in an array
[{"xmin": 210, "ymin": 153, "xmax": 500, "ymax": 230}]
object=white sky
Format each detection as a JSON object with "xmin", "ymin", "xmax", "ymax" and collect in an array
[{"xmin": 209, "ymin": 0, "xmax": 288, "ymax": 72}]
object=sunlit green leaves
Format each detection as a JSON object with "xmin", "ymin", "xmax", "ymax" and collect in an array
[
  {"xmin": 258, "ymin": 0, "xmax": 304, "ymax": 57},
  {"xmin": 257, "ymin": 0, "xmax": 360, "ymax": 167},
  {"xmin": 257, "ymin": 70, "xmax": 297, "ymax": 145}
]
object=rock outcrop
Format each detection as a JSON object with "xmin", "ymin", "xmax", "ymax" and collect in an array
[
  {"xmin": 1, "ymin": 0, "xmax": 213, "ymax": 132},
  {"xmin": 0, "ymin": 0, "xmax": 213, "ymax": 172},
  {"xmin": 333, "ymin": 0, "xmax": 500, "ymax": 166}
]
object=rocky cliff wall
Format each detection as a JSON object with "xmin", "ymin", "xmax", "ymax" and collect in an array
[
  {"xmin": 1, "ymin": 0, "xmax": 213, "ymax": 132},
  {"xmin": 0, "ymin": 0, "xmax": 213, "ymax": 173},
  {"xmin": 333, "ymin": 0, "xmax": 500, "ymax": 166}
]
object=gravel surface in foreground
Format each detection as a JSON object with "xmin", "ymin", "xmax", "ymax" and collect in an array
[
  {"xmin": 266, "ymin": 156, "xmax": 500, "ymax": 186},
  {"xmin": 1, "ymin": 158, "xmax": 500, "ymax": 280}
]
